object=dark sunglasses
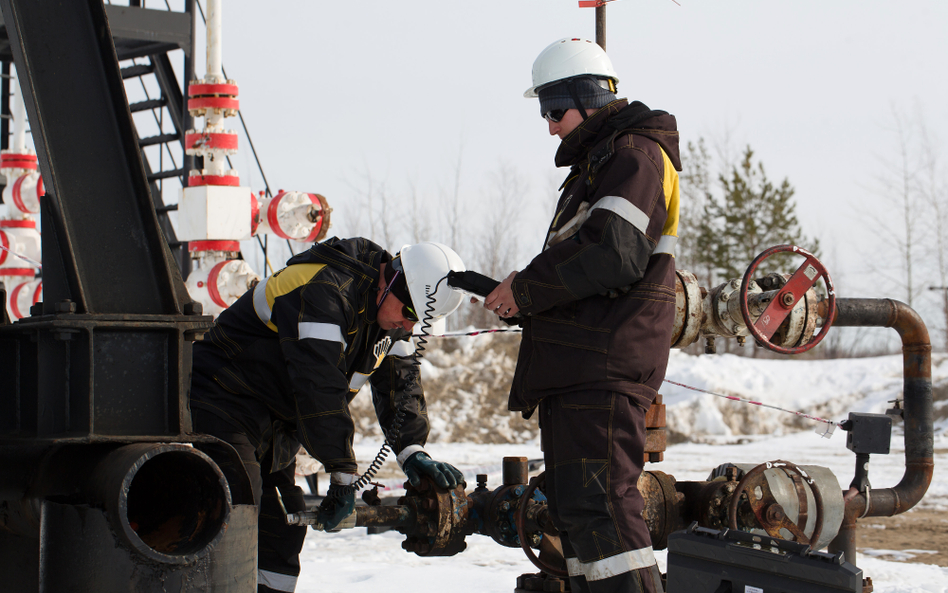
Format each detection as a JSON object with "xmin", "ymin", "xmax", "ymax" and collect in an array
[
  {"xmin": 379, "ymin": 269, "xmax": 419, "ymax": 323},
  {"xmin": 543, "ymin": 109, "xmax": 567, "ymax": 123}
]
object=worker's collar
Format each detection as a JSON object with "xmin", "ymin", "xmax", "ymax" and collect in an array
[{"xmin": 554, "ymin": 98, "xmax": 627, "ymax": 168}]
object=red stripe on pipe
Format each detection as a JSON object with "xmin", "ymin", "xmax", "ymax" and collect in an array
[
  {"xmin": 0, "ymin": 268, "xmax": 35, "ymax": 276},
  {"xmin": 1, "ymin": 153, "xmax": 37, "ymax": 162},
  {"xmin": 0, "ymin": 159, "xmax": 38, "ymax": 171},
  {"xmin": 250, "ymin": 192, "xmax": 260, "ymax": 235},
  {"xmin": 185, "ymin": 132, "xmax": 239, "ymax": 150},
  {"xmin": 206, "ymin": 260, "xmax": 230, "ymax": 309},
  {"xmin": 266, "ymin": 191, "xmax": 290, "ymax": 240},
  {"xmin": 12, "ymin": 175, "xmax": 29, "ymax": 213},
  {"xmin": 0, "ymin": 219, "xmax": 36, "ymax": 228},
  {"xmin": 188, "ymin": 97, "xmax": 239, "ymax": 111},
  {"xmin": 188, "ymin": 83, "xmax": 239, "ymax": 97},
  {"xmin": 303, "ymin": 193, "xmax": 323, "ymax": 242},
  {"xmin": 188, "ymin": 174, "xmax": 240, "ymax": 187},
  {"xmin": 0, "ymin": 230, "xmax": 8, "ymax": 266},
  {"xmin": 188, "ymin": 240, "xmax": 240, "ymax": 252},
  {"xmin": 10, "ymin": 280, "xmax": 26, "ymax": 319}
]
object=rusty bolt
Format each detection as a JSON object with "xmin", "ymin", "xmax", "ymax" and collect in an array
[
  {"xmin": 705, "ymin": 336, "xmax": 717, "ymax": 354},
  {"xmin": 764, "ymin": 504, "xmax": 786, "ymax": 524},
  {"xmin": 499, "ymin": 501, "xmax": 511, "ymax": 512},
  {"xmin": 781, "ymin": 292, "xmax": 796, "ymax": 308}
]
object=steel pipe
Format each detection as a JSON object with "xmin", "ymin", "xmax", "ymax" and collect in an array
[{"xmin": 828, "ymin": 298, "xmax": 934, "ymax": 562}]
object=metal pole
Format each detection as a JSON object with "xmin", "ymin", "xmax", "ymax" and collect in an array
[{"xmin": 595, "ymin": 4, "xmax": 606, "ymax": 51}]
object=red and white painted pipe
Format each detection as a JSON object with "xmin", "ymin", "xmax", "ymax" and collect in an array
[
  {"xmin": 185, "ymin": 250, "xmax": 257, "ymax": 318},
  {"xmin": 255, "ymin": 191, "xmax": 330, "ymax": 243},
  {"xmin": 4, "ymin": 277, "xmax": 41, "ymax": 320},
  {"xmin": 1, "ymin": 67, "xmax": 44, "ymax": 218},
  {"xmin": 177, "ymin": 0, "xmax": 259, "ymax": 316}
]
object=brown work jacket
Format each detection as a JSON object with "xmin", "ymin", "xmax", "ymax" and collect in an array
[{"xmin": 509, "ymin": 99, "xmax": 682, "ymax": 416}]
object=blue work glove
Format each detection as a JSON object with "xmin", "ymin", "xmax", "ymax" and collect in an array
[
  {"xmin": 315, "ymin": 475, "xmax": 356, "ymax": 532},
  {"xmin": 403, "ymin": 451, "xmax": 466, "ymax": 489}
]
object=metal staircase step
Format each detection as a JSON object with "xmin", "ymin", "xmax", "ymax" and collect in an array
[
  {"xmin": 147, "ymin": 168, "xmax": 186, "ymax": 182},
  {"xmin": 121, "ymin": 63, "xmax": 154, "ymax": 79},
  {"xmin": 138, "ymin": 132, "xmax": 179, "ymax": 147},
  {"xmin": 130, "ymin": 98, "xmax": 166, "ymax": 113}
]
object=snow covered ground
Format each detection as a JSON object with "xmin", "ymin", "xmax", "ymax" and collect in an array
[{"xmin": 295, "ymin": 351, "xmax": 948, "ymax": 592}]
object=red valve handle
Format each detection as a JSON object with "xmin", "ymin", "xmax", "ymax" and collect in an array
[{"xmin": 740, "ymin": 245, "xmax": 836, "ymax": 355}]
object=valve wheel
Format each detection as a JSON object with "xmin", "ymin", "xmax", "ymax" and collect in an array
[
  {"xmin": 727, "ymin": 460, "xmax": 824, "ymax": 548},
  {"xmin": 516, "ymin": 472, "xmax": 568, "ymax": 578},
  {"xmin": 740, "ymin": 244, "xmax": 836, "ymax": 354}
]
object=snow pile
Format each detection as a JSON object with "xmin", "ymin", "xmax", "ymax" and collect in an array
[
  {"xmin": 347, "ymin": 332, "xmax": 948, "ymax": 445},
  {"xmin": 349, "ymin": 332, "xmax": 537, "ymax": 444}
]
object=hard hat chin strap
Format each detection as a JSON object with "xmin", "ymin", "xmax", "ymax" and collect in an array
[{"xmin": 565, "ymin": 78, "xmax": 589, "ymax": 121}]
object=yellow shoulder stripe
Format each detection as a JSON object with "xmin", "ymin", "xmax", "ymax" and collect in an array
[
  {"xmin": 659, "ymin": 147, "xmax": 680, "ymax": 239},
  {"xmin": 261, "ymin": 263, "xmax": 327, "ymax": 331}
]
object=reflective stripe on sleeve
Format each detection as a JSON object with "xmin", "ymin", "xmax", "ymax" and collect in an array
[
  {"xmin": 349, "ymin": 372, "xmax": 370, "ymax": 392},
  {"xmin": 258, "ymin": 569, "xmax": 298, "ymax": 592},
  {"xmin": 654, "ymin": 235, "xmax": 677, "ymax": 256},
  {"xmin": 298, "ymin": 322, "xmax": 347, "ymax": 348},
  {"xmin": 396, "ymin": 444, "xmax": 425, "ymax": 469},
  {"xmin": 580, "ymin": 547, "xmax": 657, "ymax": 581},
  {"xmin": 253, "ymin": 277, "xmax": 272, "ymax": 324},
  {"xmin": 388, "ymin": 338, "xmax": 415, "ymax": 357},
  {"xmin": 590, "ymin": 196, "xmax": 650, "ymax": 235}
]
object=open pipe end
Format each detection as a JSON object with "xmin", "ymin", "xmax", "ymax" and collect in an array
[{"xmin": 95, "ymin": 444, "xmax": 231, "ymax": 564}]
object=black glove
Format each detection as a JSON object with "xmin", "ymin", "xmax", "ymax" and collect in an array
[
  {"xmin": 403, "ymin": 451, "xmax": 466, "ymax": 489},
  {"xmin": 315, "ymin": 481, "xmax": 355, "ymax": 532}
]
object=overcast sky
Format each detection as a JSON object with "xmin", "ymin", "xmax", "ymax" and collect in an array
[{"xmin": 174, "ymin": 0, "xmax": 948, "ymax": 326}]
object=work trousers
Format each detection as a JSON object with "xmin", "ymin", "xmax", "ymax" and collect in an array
[
  {"xmin": 193, "ymin": 410, "xmax": 309, "ymax": 593},
  {"xmin": 540, "ymin": 392, "xmax": 663, "ymax": 593}
]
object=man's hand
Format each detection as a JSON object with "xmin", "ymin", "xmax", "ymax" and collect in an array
[
  {"xmin": 403, "ymin": 452, "xmax": 466, "ymax": 489},
  {"xmin": 315, "ymin": 477, "xmax": 356, "ymax": 531},
  {"xmin": 484, "ymin": 271, "xmax": 520, "ymax": 318}
]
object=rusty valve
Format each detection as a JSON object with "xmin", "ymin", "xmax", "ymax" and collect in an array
[{"xmin": 727, "ymin": 460, "xmax": 824, "ymax": 547}]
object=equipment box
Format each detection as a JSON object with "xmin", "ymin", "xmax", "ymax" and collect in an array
[{"xmin": 667, "ymin": 523, "xmax": 862, "ymax": 593}]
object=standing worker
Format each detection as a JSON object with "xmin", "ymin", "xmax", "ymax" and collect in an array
[
  {"xmin": 484, "ymin": 38, "xmax": 681, "ymax": 593},
  {"xmin": 190, "ymin": 236, "xmax": 468, "ymax": 593}
]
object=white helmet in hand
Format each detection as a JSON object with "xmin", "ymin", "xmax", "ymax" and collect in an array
[
  {"xmin": 524, "ymin": 37, "xmax": 619, "ymax": 98},
  {"xmin": 398, "ymin": 242, "xmax": 465, "ymax": 321}
]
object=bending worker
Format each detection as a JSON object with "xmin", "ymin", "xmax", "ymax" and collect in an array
[
  {"xmin": 189, "ymin": 236, "xmax": 467, "ymax": 593},
  {"xmin": 485, "ymin": 38, "xmax": 681, "ymax": 593}
]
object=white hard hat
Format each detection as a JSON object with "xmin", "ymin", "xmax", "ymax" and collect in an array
[
  {"xmin": 524, "ymin": 37, "xmax": 619, "ymax": 98},
  {"xmin": 398, "ymin": 242, "xmax": 465, "ymax": 322}
]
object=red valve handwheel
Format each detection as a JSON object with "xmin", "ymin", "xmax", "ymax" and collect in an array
[{"xmin": 739, "ymin": 245, "xmax": 836, "ymax": 355}]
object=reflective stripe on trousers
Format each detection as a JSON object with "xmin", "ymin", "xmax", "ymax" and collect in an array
[
  {"xmin": 566, "ymin": 547, "xmax": 657, "ymax": 581},
  {"xmin": 258, "ymin": 569, "xmax": 297, "ymax": 592}
]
